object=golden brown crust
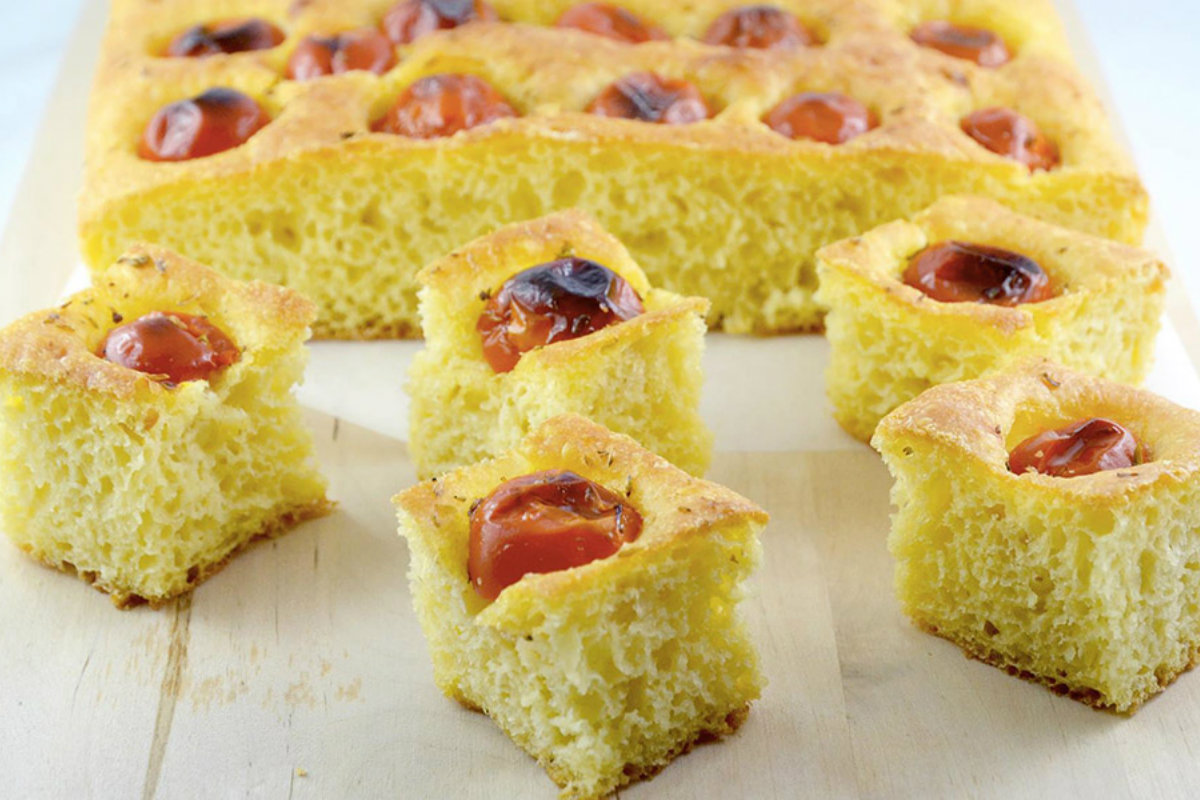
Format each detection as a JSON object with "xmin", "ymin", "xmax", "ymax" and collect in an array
[
  {"xmin": 524, "ymin": 298, "xmax": 710, "ymax": 370},
  {"xmin": 394, "ymin": 413, "xmax": 767, "ymax": 622},
  {"xmin": 520, "ymin": 413, "xmax": 769, "ymax": 544},
  {"xmin": 21, "ymin": 496, "xmax": 333, "ymax": 609},
  {"xmin": 0, "ymin": 244, "xmax": 317, "ymax": 401},
  {"xmin": 395, "ymin": 413, "xmax": 766, "ymax": 546},
  {"xmin": 417, "ymin": 208, "xmax": 711, "ymax": 369},
  {"xmin": 83, "ymin": 7, "xmax": 1137, "ymax": 232},
  {"xmin": 872, "ymin": 360, "xmax": 1200, "ymax": 505},
  {"xmin": 418, "ymin": 209, "xmax": 651, "ymax": 296},
  {"xmin": 817, "ymin": 195, "xmax": 1169, "ymax": 336}
]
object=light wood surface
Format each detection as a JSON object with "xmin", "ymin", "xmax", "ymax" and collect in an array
[{"xmin": 4, "ymin": 1, "xmax": 1200, "ymax": 798}]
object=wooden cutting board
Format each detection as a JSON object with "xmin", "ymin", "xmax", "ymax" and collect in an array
[{"xmin": 3, "ymin": 1, "xmax": 1200, "ymax": 798}]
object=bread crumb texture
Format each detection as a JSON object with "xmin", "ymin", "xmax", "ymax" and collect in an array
[
  {"xmin": 0, "ymin": 245, "xmax": 329, "ymax": 607},
  {"xmin": 394, "ymin": 414, "xmax": 768, "ymax": 797},
  {"xmin": 873, "ymin": 363, "xmax": 1200, "ymax": 712},
  {"xmin": 83, "ymin": 1, "xmax": 1145, "ymax": 338},
  {"xmin": 409, "ymin": 210, "xmax": 712, "ymax": 478},
  {"xmin": 817, "ymin": 195, "xmax": 1168, "ymax": 441}
]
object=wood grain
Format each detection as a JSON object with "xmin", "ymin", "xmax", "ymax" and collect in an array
[{"xmin": 142, "ymin": 594, "xmax": 191, "ymax": 800}]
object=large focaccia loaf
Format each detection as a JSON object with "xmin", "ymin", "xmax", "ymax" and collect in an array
[{"xmin": 81, "ymin": 0, "xmax": 1146, "ymax": 338}]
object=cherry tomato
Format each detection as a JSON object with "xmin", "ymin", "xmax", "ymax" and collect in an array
[
  {"xmin": 961, "ymin": 107, "xmax": 1059, "ymax": 171},
  {"xmin": 586, "ymin": 72, "xmax": 712, "ymax": 124},
  {"xmin": 555, "ymin": 3, "xmax": 669, "ymax": 43},
  {"xmin": 911, "ymin": 20, "xmax": 1011, "ymax": 67},
  {"xmin": 165, "ymin": 18, "xmax": 284, "ymax": 57},
  {"xmin": 381, "ymin": 0, "xmax": 497, "ymax": 45},
  {"xmin": 903, "ymin": 241, "xmax": 1053, "ymax": 305},
  {"xmin": 138, "ymin": 88, "xmax": 270, "ymax": 162},
  {"xmin": 476, "ymin": 257, "xmax": 644, "ymax": 373},
  {"xmin": 468, "ymin": 470, "xmax": 644, "ymax": 600},
  {"xmin": 372, "ymin": 73, "xmax": 517, "ymax": 138},
  {"xmin": 763, "ymin": 91, "xmax": 877, "ymax": 144},
  {"xmin": 702, "ymin": 5, "xmax": 814, "ymax": 50},
  {"xmin": 1008, "ymin": 418, "xmax": 1139, "ymax": 477},
  {"xmin": 99, "ymin": 312, "xmax": 240, "ymax": 385},
  {"xmin": 286, "ymin": 29, "xmax": 396, "ymax": 79}
]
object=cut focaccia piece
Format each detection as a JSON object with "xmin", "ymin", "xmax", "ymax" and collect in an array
[
  {"xmin": 874, "ymin": 361, "xmax": 1200, "ymax": 712},
  {"xmin": 394, "ymin": 414, "xmax": 767, "ymax": 798},
  {"xmin": 0, "ymin": 245, "xmax": 329, "ymax": 607},
  {"xmin": 816, "ymin": 195, "xmax": 1167, "ymax": 441},
  {"xmin": 408, "ymin": 209, "xmax": 712, "ymax": 478}
]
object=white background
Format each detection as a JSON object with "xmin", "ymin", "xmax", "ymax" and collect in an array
[{"xmin": 0, "ymin": 1, "xmax": 1198, "ymax": 305}]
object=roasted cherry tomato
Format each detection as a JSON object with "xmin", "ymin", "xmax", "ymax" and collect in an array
[
  {"xmin": 476, "ymin": 257, "xmax": 644, "ymax": 373},
  {"xmin": 165, "ymin": 18, "xmax": 284, "ymax": 57},
  {"xmin": 555, "ymin": 3, "xmax": 669, "ymax": 43},
  {"xmin": 372, "ymin": 73, "xmax": 517, "ymax": 138},
  {"xmin": 286, "ymin": 29, "xmax": 396, "ymax": 79},
  {"xmin": 763, "ymin": 91, "xmax": 877, "ymax": 144},
  {"xmin": 381, "ymin": 0, "xmax": 498, "ymax": 45},
  {"xmin": 911, "ymin": 20, "xmax": 1011, "ymax": 67},
  {"xmin": 586, "ymin": 72, "xmax": 712, "ymax": 124},
  {"xmin": 1008, "ymin": 418, "xmax": 1139, "ymax": 477},
  {"xmin": 468, "ymin": 470, "xmax": 643, "ymax": 600},
  {"xmin": 961, "ymin": 107, "xmax": 1059, "ymax": 171},
  {"xmin": 701, "ymin": 5, "xmax": 814, "ymax": 50},
  {"xmin": 99, "ymin": 312, "xmax": 240, "ymax": 385},
  {"xmin": 138, "ymin": 88, "xmax": 270, "ymax": 162},
  {"xmin": 903, "ymin": 241, "xmax": 1053, "ymax": 305}
]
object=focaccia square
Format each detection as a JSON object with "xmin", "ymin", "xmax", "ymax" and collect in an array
[
  {"xmin": 874, "ymin": 362, "xmax": 1200, "ymax": 712},
  {"xmin": 0, "ymin": 245, "xmax": 329, "ymax": 607},
  {"xmin": 395, "ymin": 413, "xmax": 766, "ymax": 797},
  {"xmin": 408, "ymin": 209, "xmax": 712, "ymax": 478},
  {"xmin": 817, "ymin": 196, "xmax": 1167, "ymax": 441}
]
